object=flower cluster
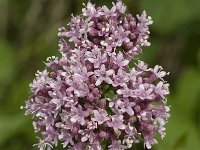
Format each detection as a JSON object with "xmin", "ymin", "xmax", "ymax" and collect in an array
[{"xmin": 24, "ymin": 1, "xmax": 170, "ymax": 150}]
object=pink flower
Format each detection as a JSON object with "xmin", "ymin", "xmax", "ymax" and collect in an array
[
  {"xmin": 117, "ymin": 86, "xmax": 136, "ymax": 98},
  {"xmin": 24, "ymin": 1, "xmax": 170, "ymax": 150},
  {"xmin": 115, "ymin": 98, "xmax": 135, "ymax": 115},
  {"xmin": 108, "ymin": 140, "xmax": 127, "ymax": 150},
  {"xmin": 82, "ymin": 2, "xmax": 100, "ymax": 18},
  {"xmin": 107, "ymin": 115, "xmax": 126, "ymax": 130},
  {"xmin": 94, "ymin": 64, "xmax": 114, "ymax": 86},
  {"xmin": 91, "ymin": 109, "xmax": 110, "ymax": 125},
  {"xmin": 111, "ymin": 52, "xmax": 129, "ymax": 68},
  {"xmin": 112, "ymin": 68, "xmax": 129, "ymax": 87},
  {"xmin": 70, "ymin": 105, "xmax": 90, "ymax": 125}
]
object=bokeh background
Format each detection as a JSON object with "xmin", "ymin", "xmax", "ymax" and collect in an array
[{"xmin": 0, "ymin": 0, "xmax": 200, "ymax": 149}]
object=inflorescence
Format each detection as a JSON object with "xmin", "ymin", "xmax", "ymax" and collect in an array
[{"xmin": 24, "ymin": 1, "xmax": 170, "ymax": 149}]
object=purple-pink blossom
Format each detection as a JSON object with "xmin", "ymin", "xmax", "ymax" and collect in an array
[
  {"xmin": 24, "ymin": 1, "xmax": 170, "ymax": 150},
  {"xmin": 94, "ymin": 64, "xmax": 114, "ymax": 86}
]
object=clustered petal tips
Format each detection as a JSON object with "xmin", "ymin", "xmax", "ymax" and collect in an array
[{"xmin": 24, "ymin": 1, "xmax": 170, "ymax": 150}]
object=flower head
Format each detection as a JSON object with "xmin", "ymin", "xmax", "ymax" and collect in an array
[{"xmin": 24, "ymin": 1, "xmax": 170, "ymax": 150}]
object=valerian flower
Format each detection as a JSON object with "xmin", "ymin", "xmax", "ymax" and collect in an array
[
  {"xmin": 91, "ymin": 109, "xmax": 109, "ymax": 125},
  {"xmin": 107, "ymin": 115, "xmax": 126, "ymax": 130},
  {"xmin": 116, "ymin": 85, "xmax": 136, "ymax": 98},
  {"xmin": 94, "ymin": 64, "xmax": 114, "ymax": 86},
  {"xmin": 115, "ymin": 98, "xmax": 135, "ymax": 115},
  {"xmin": 23, "ymin": 1, "xmax": 170, "ymax": 150},
  {"xmin": 70, "ymin": 105, "xmax": 90, "ymax": 125},
  {"xmin": 112, "ymin": 68, "xmax": 129, "ymax": 87},
  {"xmin": 82, "ymin": 2, "xmax": 99, "ymax": 18},
  {"xmin": 108, "ymin": 140, "xmax": 127, "ymax": 150},
  {"xmin": 111, "ymin": 51, "xmax": 129, "ymax": 68}
]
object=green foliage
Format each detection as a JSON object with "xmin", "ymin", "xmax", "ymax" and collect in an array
[
  {"xmin": 0, "ymin": 114, "xmax": 28, "ymax": 145},
  {"xmin": 0, "ymin": 40, "xmax": 15, "ymax": 85},
  {"xmin": 0, "ymin": 0, "xmax": 200, "ymax": 149},
  {"xmin": 140, "ymin": 0, "xmax": 200, "ymax": 34}
]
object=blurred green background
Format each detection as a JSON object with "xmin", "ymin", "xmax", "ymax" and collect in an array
[{"xmin": 0, "ymin": 0, "xmax": 200, "ymax": 149}]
